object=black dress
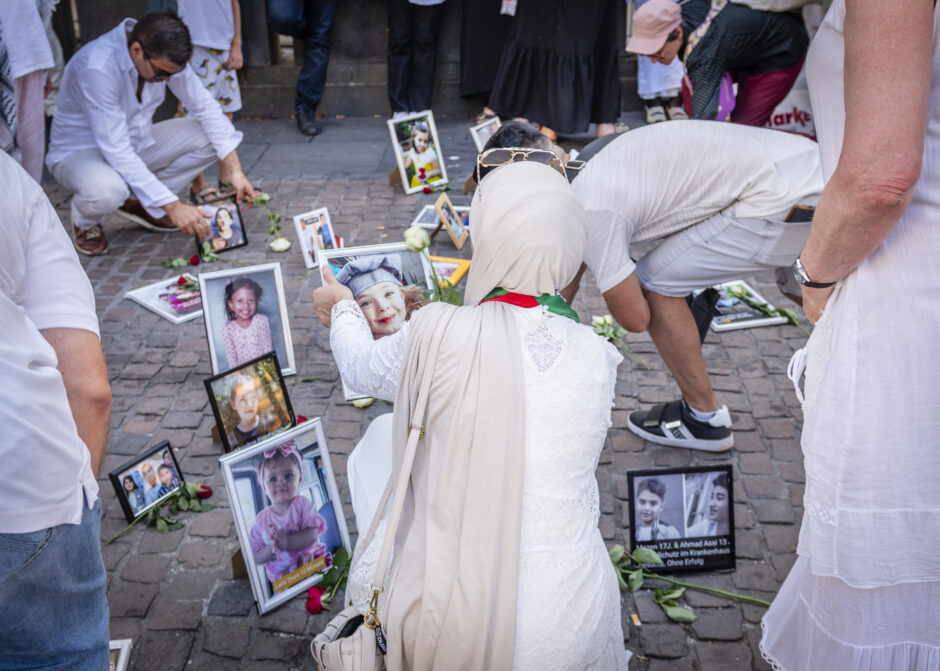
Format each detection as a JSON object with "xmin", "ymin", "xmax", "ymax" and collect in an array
[
  {"xmin": 459, "ymin": 0, "xmax": 514, "ymax": 98},
  {"xmin": 487, "ymin": 0, "xmax": 621, "ymax": 134}
]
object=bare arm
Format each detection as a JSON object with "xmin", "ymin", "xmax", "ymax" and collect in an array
[
  {"xmin": 602, "ymin": 273, "xmax": 650, "ymax": 333},
  {"xmin": 224, "ymin": 0, "xmax": 244, "ymax": 70},
  {"xmin": 800, "ymin": 0, "xmax": 932, "ymax": 322},
  {"xmin": 40, "ymin": 328, "xmax": 111, "ymax": 476}
]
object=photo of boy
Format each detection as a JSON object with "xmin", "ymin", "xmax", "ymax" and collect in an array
[
  {"xmin": 685, "ymin": 471, "xmax": 731, "ymax": 538},
  {"xmin": 634, "ymin": 477, "xmax": 682, "ymax": 541}
]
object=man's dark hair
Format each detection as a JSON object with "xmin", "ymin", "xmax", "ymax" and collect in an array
[
  {"xmin": 712, "ymin": 473, "xmax": 729, "ymax": 491},
  {"xmin": 482, "ymin": 120, "xmax": 553, "ymax": 153},
  {"xmin": 158, "ymin": 464, "xmax": 171, "ymax": 474},
  {"xmin": 637, "ymin": 477, "xmax": 666, "ymax": 501},
  {"xmin": 131, "ymin": 10, "xmax": 193, "ymax": 68}
]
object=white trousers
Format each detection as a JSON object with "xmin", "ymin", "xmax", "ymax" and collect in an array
[{"xmin": 50, "ymin": 117, "xmax": 216, "ymax": 229}]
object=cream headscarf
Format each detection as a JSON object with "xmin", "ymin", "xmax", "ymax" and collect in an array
[{"xmin": 384, "ymin": 162, "xmax": 587, "ymax": 671}]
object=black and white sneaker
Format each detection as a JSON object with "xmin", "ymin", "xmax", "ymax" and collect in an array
[{"xmin": 627, "ymin": 400, "xmax": 734, "ymax": 452}]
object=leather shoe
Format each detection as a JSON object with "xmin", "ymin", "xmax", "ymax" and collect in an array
[
  {"xmin": 296, "ymin": 106, "xmax": 323, "ymax": 136},
  {"xmin": 74, "ymin": 224, "xmax": 109, "ymax": 255},
  {"xmin": 115, "ymin": 198, "xmax": 177, "ymax": 231}
]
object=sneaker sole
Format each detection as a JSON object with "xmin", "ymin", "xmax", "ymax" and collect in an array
[
  {"xmin": 114, "ymin": 208, "xmax": 175, "ymax": 232},
  {"xmin": 73, "ymin": 242, "xmax": 108, "ymax": 256},
  {"xmin": 627, "ymin": 417, "xmax": 734, "ymax": 452}
]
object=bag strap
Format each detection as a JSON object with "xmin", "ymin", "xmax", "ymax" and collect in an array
[{"xmin": 363, "ymin": 309, "xmax": 457, "ymax": 629}]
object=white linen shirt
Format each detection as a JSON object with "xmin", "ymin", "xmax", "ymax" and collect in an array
[
  {"xmin": 0, "ymin": 152, "xmax": 100, "ymax": 534},
  {"xmin": 573, "ymin": 120, "xmax": 824, "ymax": 293},
  {"xmin": 46, "ymin": 18, "xmax": 243, "ymax": 210}
]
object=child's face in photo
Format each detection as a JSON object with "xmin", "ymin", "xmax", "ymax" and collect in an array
[
  {"xmin": 158, "ymin": 467, "xmax": 173, "ymax": 487},
  {"xmin": 262, "ymin": 455, "xmax": 300, "ymax": 506},
  {"xmin": 227, "ymin": 286, "xmax": 258, "ymax": 323},
  {"xmin": 141, "ymin": 463, "xmax": 156, "ymax": 485},
  {"xmin": 231, "ymin": 383, "xmax": 260, "ymax": 426},
  {"xmin": 356, "ymin": 280, "xmax": 406, "ymax": 338},
  {"xmin": 216, "ymin": 209, "xmax": 234, "ymax": 239},
  {"xmin": 708, "ymin": 485, "xmax": 729, "ymax": 522},
  {"xmin": 636, "ymin": 489, "xmax": 664, "ymax": 526},
  {"xmin": 123, "ymin": 476, "xmax": 136, "ymax": 492},
  {"xmin": 413, "ymin": 129, "xmax": 430, "ymax": 153}
]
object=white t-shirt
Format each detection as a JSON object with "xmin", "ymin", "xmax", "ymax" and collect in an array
[
  {"xmin": 0, "ymin": 152, "xmax": 100, "ymax": 533},
  {"xmin": 574, "ymin": 120, "xmax": 823, "ymax": 293},
  {"xmin": 178, "ymin": 0, "xmax": 235, "ymax": 50}
]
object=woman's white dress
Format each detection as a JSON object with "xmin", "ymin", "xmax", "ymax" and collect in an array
[
  {"xmin": 760, "ymin": 1, "xmax": 940, "ymax": 668},
  {"xmin": 330, "ymin": 299, "xmax": 630, "ymax": 669}
]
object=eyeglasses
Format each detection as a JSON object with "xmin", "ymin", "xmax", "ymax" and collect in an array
[
  {"xmin": 141, "ymin": 46, "xmax": 176, "ymax": 81},
  {"xmin": 475, "ymin": 147, "xmax": 566, "ymax": 185}
]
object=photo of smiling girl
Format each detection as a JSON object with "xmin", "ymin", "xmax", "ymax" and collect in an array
[
  {"xmin": 333, "ymin": 254, "xmax": 427, "ymax": 339},
  {"xmin": 222, "ymin": 277, "xmax": 273, "ymax": 367}
]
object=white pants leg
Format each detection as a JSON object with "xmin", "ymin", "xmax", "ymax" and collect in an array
[
  {"xmin": 138, "ymin": 118, "xmax": 216, "ymax": 217},
  {"xmin": 14, "ymin": 71, "xmax": 47, "ymax": 183},
  {"xmin": 347, "ymin": 413, "xmax": 394, "ymax": 534}
]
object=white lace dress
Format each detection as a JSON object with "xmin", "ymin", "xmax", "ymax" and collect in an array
[{"xmin": 330, "ymin": 299, "xmax": 630, "ymax": 670}]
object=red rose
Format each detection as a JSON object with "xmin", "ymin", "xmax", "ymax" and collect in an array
[
  {"xmin": 189, "ymin": 254, "xmax": 200, "ymax": 266},
  {"xmin": 306, "ymin": 586, "xmax": 324, "ymax": 615},
  {"xmin": 422, "ymin": 186, "xmax": 432, "ymax": 194},
  {"xmin": 297, "ymin": 415, "xmax": 308, "ymax": 424},
  {"xmin": 195, "ymin": 484, "xmax": 213, "ymax": 499},
  {"xmin": 177, "ymin": 276, "xmax": 188, "ymax": 286}
]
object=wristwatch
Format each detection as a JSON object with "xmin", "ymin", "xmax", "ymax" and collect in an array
[{"xmin": 792, "ymin": 257, "xmax": 836, "ymax": 289}]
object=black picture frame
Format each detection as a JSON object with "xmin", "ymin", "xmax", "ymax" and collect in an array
[
  {"xmin": 627, "ymin": 465, "xmax": 736, "ymax": 573},
  {"xmin": 108, "ymin": 441, "xmax": 185, "ymax": 523},
  {"xmin": 204, "ymin": 351, "xmax": 296, "ymax": 453},
  {"xmin": 193, "ymin": 194, "xmax": 248, "ymax": 256}
]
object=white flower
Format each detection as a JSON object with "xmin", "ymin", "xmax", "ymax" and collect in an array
[
  {"xmin": 592, "ymin": 314, "xmax": 613, "ymax": 328},
  {"xmin": 352, "ymin": 397, "xmax": 374, "ymax": 409},
  {"xmin": 404, "ymin": 225, "xmax": 430, "ymax": 252},
  {"xmin": 254, "ymin": 192, "xmax": 271, "ymax": 204},
  {"xmin": 269, "ymin": 237, "xmax": 291, "ymax": 252}
]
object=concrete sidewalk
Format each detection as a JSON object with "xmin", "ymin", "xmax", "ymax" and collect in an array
[{"xmin": 43, "ymin": 114, "xmax": 804, "ymax": 671}]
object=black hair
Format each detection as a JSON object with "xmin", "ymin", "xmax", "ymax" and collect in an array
[
  {"xmin": 123, "ymin": 475, "xmax": 137, "ymax": 490},
  {"xmin": 224, "ymin": 277, "xmax": 263, "ymax": 320},
  {"xmin": 482, "ymin": 120, "xmax": 553, "ymax": 154},
  {"xmin": 666, "ymin": 28, "xmax": 681, "ymax": 43},
  {"xmin": 712, "ymin": 473, "xmax": 729, "ymax": 491},
  {"xmin": 637, "ymin": 477, "xmax": 666, "ymax": 501},
  {"xmin": 130, "ymin": 10, "xmax": 193, "ymax": 68},
  {"xmin": 158, "ymin": 464, "xmax": 171, "ymax": 474}
]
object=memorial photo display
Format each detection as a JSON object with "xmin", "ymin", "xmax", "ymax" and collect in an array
[
  {"xmin": 108, "ymin": 441, "xmax": 184, "ymax": 523},
  {"xmin": 627, "ymin": 465, "xmax": 735, "ymax": 573}
]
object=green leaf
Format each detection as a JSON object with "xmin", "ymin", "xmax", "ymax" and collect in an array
[
  {"xmin": 632, "ymin": 547, "xmax": 663, "ymax": 565},
  {"xmin": 661, "ymin": 603, "xmax": 697, "ymax": 623},
  {"xmin": 616, "ymin": 569, "xmax": 629, "ymax": 592},
  {"xmin": 627, "ymin": 570, "xmax": 644, "ymax": 593},
  {"xmin": 191, "ymin": 499, "xmax": 203, "ymax": 512},
  {"xmin": 658, "ymin": 587, "xmax": 686, "ymax": 601},
  {"xmin": 185, "ymin": 482, "xmax": 198, "ymax": 496},
  {"xmin": 200, "ymin": 502, "xmax": 215, "ymax": 512},
  {"xmin": 156, "ymin": 518, "xmax": 168, "ymax": 533},
  {"xmin": 169, "ymin": 502, "xmax": 179, "ymax": 515},
  {"xmin": 608, "ymin": 544, "xmax": 626, "ymax": 564},
  {"xmin": 166, "ymin": 521, "xmax": 184, "ymax": 532},
  {"xmin": 178, "ymin": 497, "xmax": 189, "ymax": 511}
]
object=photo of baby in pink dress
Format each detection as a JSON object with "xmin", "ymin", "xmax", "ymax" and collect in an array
[{"xmin": 248, "ymin": 441, "xmax": 332, "ymax": 590}]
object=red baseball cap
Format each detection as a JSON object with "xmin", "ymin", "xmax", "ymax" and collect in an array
[{"xmin": 626, "ymin": 0, "xmax": 682, "ymax": 55}]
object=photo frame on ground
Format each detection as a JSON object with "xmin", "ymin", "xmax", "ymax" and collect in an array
[
  {"xmin": 123, "ymin": 273, "xmax": 203, "ymax": 324},
  {"xmin": 205, "ymin": 352, "xmax": 295, "ymax": 453},
  {"xmin": 317, "ymin": 242, "xmax": 434, "ymax": 401},
  {"xmin": 387, "ymin": 110, "xmax": 449, "ymax": 195},
  {"xmin": 705, "ymin": 280, "xmax": 788, "ymax": 332},
  {"xmin": 220, "ymin": 419, "xmax": 352, "ymax": 614},
  {"xmin": 195, "ymin": 195, "xmax": 247, "ymax": 254},
  {"xmin": 430, "ymin": 256, "xmax": 471, "ymax": 288},
  {"xmin": 469, "ymin": 115, "xmax": 501, "ymax": 152},
  {"xmin": 293, "ymin": 207, "xmax": 339, "ymax": 269},
  {"xmin": 435, "ymin": 193, "xmax": 469, "ymax": 250},
  {"xmin": 109, "ymin": 441, "xmax": 184, "ymax": 523},
  {"xmin": 410, "ymin": 203, "xmax": 469, "ymax": 230},
  {"xmin": 198, "ymin": 262, "xmax": 296, "ymax": 376},
  {"xmin": 627, "ymin": 465, "xmax": 735, "ymax": 573},
  {"xmin": 109, "ymin": 639, "xmax": 132, "ymax": 671}
]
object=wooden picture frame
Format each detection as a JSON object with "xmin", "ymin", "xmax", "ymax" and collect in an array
[{"xmin": 434, "ymin": 193, "xmax": 469, "ymax": 250}]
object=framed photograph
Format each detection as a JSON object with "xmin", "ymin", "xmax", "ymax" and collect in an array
[
  {"xmin": 108, "ymin": 441, "xmax": 184, "ymax": 523},
  {"xmin": 220, "ymin": 419, "xmax": 353, "ymax": 613},
  {"xmin": 411, "ymin": 203, "xmax": 469, "ymax": 230},
  {"xmin": 205, "ymin": 352, "xmax": 295, "ymax": 453},
  {"xmin": 198, "ymin": 262, "xmax": 296, "ymax": 376},
  {"xmin": 705, "ymin": 280, "xmax": 788, "ymax": 332},
  {"xmin": 194, "ymin": 195, "xmax": 247, "ymax": 255},
  {"xmin": 430, "ymin": 256, "xmax": 471, "ymax": 288},
  {"xmin": 317, "ymin": 242, "xmax": 433, "ymax": 401},
  {"xmin": 293, "ymin": 207, "xmax": 338, "ymax": 269},
  {"xmin": 627, "ymin": 465, "xmax": 735, "ymax": 573},
  {"xmin": 109, "ymin": 639, "xmax": 132, "ymax": 671},
  {"xmin": 435, "ymin": 193, "xmax": 469, "ymax": 250},
  {"xmin": 123, "ymin": 273, "xmax": 202, "ymax": 324},
  {"xmin": 469, "ymin": 115, "xmax": 502, "ymax": 152},
  {"xmin": 387, "ymin": 110, "xmax": 449, "ymax": 195}
]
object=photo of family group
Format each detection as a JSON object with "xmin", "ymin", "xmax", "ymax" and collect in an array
[
  {"xmin": 198, "ymin": 196, "xmax": 247, "ymax": 253},
  {"xmin": 435, "ymin": 193, "xmax": 469, "ymax": 249},
  {"xmin": 220, "ymin": 420, "xmax": 351, "ymax": 613},
  {"xmin": 205, "ymin": 352, "xmax": 295, "ymax": 453},
  {"xmin": 630, "ymin": 467, "xmax": 733, "ymax": 541},
  {"xmin": 109, "ymin": 442, "xmax": 183, "ymax": 523},
  {"xmin": 292, "ymin": 207, "xmax": 339, "ymax": 269},
  {"xmin": 123, "ymin": 273, "xmax": 203, "ymax": 324},
  {"xmin": 387, "ymin": 110, "xmax": 448, "ymax": 195},
  {"xmin": 199, "ymin": 263, "xmax": 296, "ymax": 376}
]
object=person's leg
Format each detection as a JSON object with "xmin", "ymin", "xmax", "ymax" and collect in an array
[
  {"xmin": 14, "ymin": 70, "xmax": 47, "ymax": 182},
  {"xmin": 139, "ymin": 118, "xmax": 217, "ymax": 217},
  {"xmin": 267, "ymin": 0, "xmax": 306, "ymax": 39},
  {"xmin": 0, "ymin": 500, "xmax": 109, "ymax": 670},
  {"xmin": 295, "ymin": 0, "xmax": 341, "ymax": 113},
  {"xmin": 386, "ymin": 0, "xmax": 414, "ymax": 114},
  {"xmin": 50, "ymin": 148, "xmax": 129, "ymax": 229},
  {"xmin": 730, "ymin": 57, "xmax": 804, "ymax": 127},
  {"xmin": 408, "ymin": 3, "xmax": 444, "ymax": 112}
]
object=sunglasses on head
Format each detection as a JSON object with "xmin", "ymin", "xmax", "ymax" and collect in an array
[{"xmin": 475, "ymin": 147, "xmax": 566, "ymax": 185}]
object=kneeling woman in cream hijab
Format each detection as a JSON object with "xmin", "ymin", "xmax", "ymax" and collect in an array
[{"xmin": 318, "ymin": 161, "xmax": 630, "ymax": 669}]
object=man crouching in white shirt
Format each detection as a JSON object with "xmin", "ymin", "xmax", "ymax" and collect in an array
[{"xmin": 46, "ymin": 10, "xmax": 257, "ymax": 255}]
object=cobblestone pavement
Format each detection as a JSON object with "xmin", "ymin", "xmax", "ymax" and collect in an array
[{"xmin": 42, "ymin": 114, "xmax": 808, "ymax": 670}]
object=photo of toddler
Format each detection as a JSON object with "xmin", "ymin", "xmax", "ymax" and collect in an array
[
  {"xmin": 248, "ymin": 441, "xmax": 332, "ymax": 591},
  {"xmin": 225, "ymin": 374, "xmax": 281, "ymax": 449},
  {"xmin": 387, "ymin": 112, "xmax": 449, "ymax": 194},
  {"xmin": 222, "ymin": 277, "xmax": 273, "ymax": 367},
  {"xmin": 334, "ymin": 254, "xmax": 427, "ymax": 339},
  {"xmin": 403, "ymin": 121, "xmax": 442, "ymax": 189}
]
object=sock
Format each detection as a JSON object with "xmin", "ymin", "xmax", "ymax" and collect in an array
[{"xmin": 683, "ymin": 400, "xmax": 717, "ymax": 423}]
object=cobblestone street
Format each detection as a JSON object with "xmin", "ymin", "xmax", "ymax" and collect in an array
[{"xmin": 42, "ymin": 114, "xmax": 810, "ymax": 670}]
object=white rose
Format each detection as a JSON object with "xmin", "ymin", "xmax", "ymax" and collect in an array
[
  {"xmin": 352, "ymin": 397, "xmax": 374, "ymax": 409},
  {"xmin": 269, "ymin": 237, "xmax": 291, "ymax": 252},
  {"xmin": 404, "ymin": 225, "xmax": 430, "ymax": 252}
]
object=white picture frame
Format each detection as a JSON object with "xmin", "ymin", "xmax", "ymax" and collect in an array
[
  {"xmin": 707, "ymin": 280, "xmax": 789, "ymax": 332},
  {"xmin": 410, "ymin": 203, "xmax": 469, "ymax": 230},
  {"xmin": 387, "ymin": 110, "xmax": 449, "ymax": 195},
  {"xmin": 469, "ymin": 115, "xmax": 502, "ymax": 152},
  {"xmin": 292, "ymin": 207, "xmax": 338, "ymax": 269},
  {"xmin": 198, "ymin": 263, "xmax": 296, "ymax": 376},
  {"xmin": 220, "ymin": 419, "xmax": 352, "ymax": 614},
  {"xmin": 109, "ymin": 639, "xmax": 132, "ymax": 671},
  {"xmin": 123, "ymin": 273, "xmax": 203, "ymax": 324}
]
